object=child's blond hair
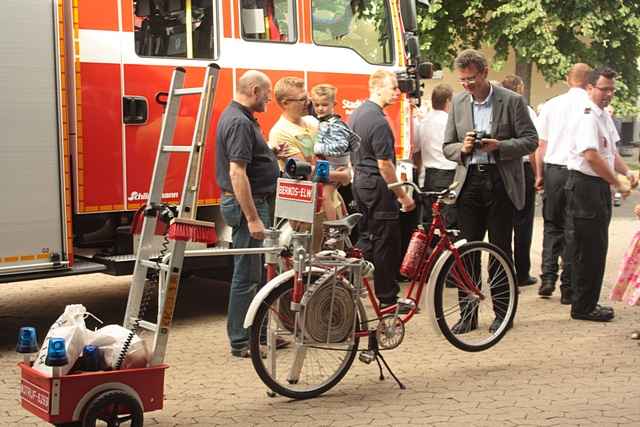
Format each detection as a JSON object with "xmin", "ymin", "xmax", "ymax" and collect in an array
[{"xmin": 310, "ymin": 84, "xmax": 337, "ymax": 103}]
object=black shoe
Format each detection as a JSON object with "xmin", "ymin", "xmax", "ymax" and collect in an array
[
  {"xmin": 538, "ymin": 281, "xmax": 555, "ymax": 297},
  {"xmin": 518, "ymin": 276, "xmax": 538, "ymax": 287},
  {"xmin": 451, "ymin": 317, "xmax": 478, "ymax": 334},
  {"xmin": 489, "ymin": 317, "xmax": 513, "ymax": 333},
  {"xmin": 571, "ymin": 306, "xmax": 615, "ymax": 322},
  {"xmin": 560, "ymin": 288, "xmax": 572, "ymax": 305},
  {"xmin": 595, "ymin": 304, "xmax": 614, "ymax": 315}
]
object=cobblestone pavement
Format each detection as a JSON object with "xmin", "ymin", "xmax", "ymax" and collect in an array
[{"xmin": 1, "ymin": 195, "xmax": 639, "ymax": 427}]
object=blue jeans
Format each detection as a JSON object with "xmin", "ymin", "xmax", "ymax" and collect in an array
[{"xmin": 220, "ymin": 195, "xmax": 272, "ymax": 351}]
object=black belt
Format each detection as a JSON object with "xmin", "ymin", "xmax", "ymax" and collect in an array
[
  {"xmin": 468, "ymin": 163, "xmax": 497, "ymax": 173},
  {"xmin": 547, "ymin": 163, "xmax": 567, "ymax": 170}
]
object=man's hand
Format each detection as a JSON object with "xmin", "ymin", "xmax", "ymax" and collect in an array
[
  {"xmin": 628, "ymin": 172, "xmax": 638, "ymax": 189},
  {"xmin": 535, "ymin": 175, "xmax": 544, "ymax": 192},
  {"xmin": 247, "ymin": 218, "xmax": 266, "ymax": 240},
  {"xmin": 479, "ymin": 138, "xmax": 499, "ymax": 153},
  {"xmin": 399, "ymin": 193, "xmax": 416, "ymax": 212},
  {"xmin": 272, "ymin": 142, "xmax": 286, "ymax": 157},
  {"xmin": 461, "ymin": 131, "xmax": 476, "ymax": 154}
]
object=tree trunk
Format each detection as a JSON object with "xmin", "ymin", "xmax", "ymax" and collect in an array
[{"xmin": 515, "ymin": 57, "xmax": 533, "ymax": 105}]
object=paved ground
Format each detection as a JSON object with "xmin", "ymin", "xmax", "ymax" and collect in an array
[{"xmin": 1, "ymin": 194, "xmax": 639, "ymax": 427}]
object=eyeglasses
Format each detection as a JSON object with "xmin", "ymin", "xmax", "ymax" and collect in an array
[
  {"xmin": 285, "ymin": 96, "xmax": 309, "ymax": 103},
  {"xmin": 458, "ymin": 73, "xmax": 481, "ymax": 85},
  {"xmin": 594, "ymin": 86, "xmax": 616, "ymax": 94}
]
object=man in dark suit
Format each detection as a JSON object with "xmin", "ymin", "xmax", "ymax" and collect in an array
[{"xmin": 443, "ymin": 49, "xmax": 538, "ymax": 334}]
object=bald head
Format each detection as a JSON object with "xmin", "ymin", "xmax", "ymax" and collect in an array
[
  {"xmin": 236, "ymin": 70, "xmax": 272, "ymax": 113},
  {"xmin": 567, "ymin": 63, "xmax": 592, "ymax": 89},
  {"xmin": 237, "ymin": 70, "xmax": 271, "ymax": 96}
]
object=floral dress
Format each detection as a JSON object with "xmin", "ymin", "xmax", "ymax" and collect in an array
[{"xmin": 610, "ymin": 229, "xmax": 640, "ymax": 306}]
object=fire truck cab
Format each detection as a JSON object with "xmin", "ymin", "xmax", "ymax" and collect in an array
[{"xmin": 0, "ymin": 0, "xmax": 428, "ymax": 282}]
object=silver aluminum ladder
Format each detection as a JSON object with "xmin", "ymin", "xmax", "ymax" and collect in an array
[{"xmin": 123, "ymin": 64, "xmax": 220, "ymax": 366}]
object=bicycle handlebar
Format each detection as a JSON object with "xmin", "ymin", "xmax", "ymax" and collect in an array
[{"xmin": 388, "ymin": 181, "xmax": 459, "ymax": 198}]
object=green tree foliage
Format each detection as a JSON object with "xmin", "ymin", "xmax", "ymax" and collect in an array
[{"xmin": 417, "ymin": 0, "xmax": 640, "ymax": 115}]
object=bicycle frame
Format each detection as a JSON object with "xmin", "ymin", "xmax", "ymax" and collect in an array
[{"xmin": 355, "ymin": 194, "xmax": 487, "ymax": 337}]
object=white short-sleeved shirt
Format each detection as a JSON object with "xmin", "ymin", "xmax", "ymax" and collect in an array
[
  {"xmin": 567, "ymin": 99, "xmax": 620, "ymax": 177},
  {"xmin": 413, "ymin": 110, "xmax": 457, "ymax": 170},
  {"xmin": 538, "ymin": 87, "xmax": 589, "ymax": 166}
]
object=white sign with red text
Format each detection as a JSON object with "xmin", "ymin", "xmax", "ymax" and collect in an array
[
  {"xmin": 21, "ymin": 379, "xmax": 50, "ymax": 414},
  {"xmin": 275, "ymin": 178, "xmax": 318, "ymax": 223}
]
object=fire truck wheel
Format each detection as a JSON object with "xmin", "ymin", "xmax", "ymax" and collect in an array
[{"xmin": 81, "ymin": 389, "xmax": 143, "ymax": 427}]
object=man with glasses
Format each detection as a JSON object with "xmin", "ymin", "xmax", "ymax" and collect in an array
[
  {"xmin": 566, "ymin": 67, "xmax": 636, "ymax": 322},
  {"xmin": 443, "ymin": 49, "xmax": 538, "ymax": 334},
  {"xmin": 349, "ymin": 70, "xmax": 415, "ymax": 311},
  {"xmin": 268, "ymin": 76, "xmax": 318, "ymax": 170}
]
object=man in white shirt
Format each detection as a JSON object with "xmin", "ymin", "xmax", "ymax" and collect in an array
[
  {"xmin": 535, "ymin": 63, "xmax": 591, "ymax": 304},
  {"xmin": 413, "ymin": 84, "xmax": 457, "ymax": 226},
  {"xmin": 566, "ymin": 67, "xmax": 636, "ymax": 322}
]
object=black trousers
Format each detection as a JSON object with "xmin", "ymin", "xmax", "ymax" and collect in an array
[
  {"xmin": 565, "ymin": 171, "xmax": 612, "ymax": 315},
  {"xmin": 541, "ymin": 164, "xmax": 573, "ymax": 289},
  {"xmin": 423, "ymin": 167, "xmax": 457, "ymax": 228},
  {"xmin": 353, "ymin": 173, "xmax": 401, "ymax": 304},
  {"xmin": 457, "ymin": 166, "xmax": 515, "ymax": 319},
  {"xmin": 513, "ymin": 162, "xmax": 535, "ymax": 282}
]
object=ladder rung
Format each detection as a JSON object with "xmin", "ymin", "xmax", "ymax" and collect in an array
[
  {"xmin": 137, "ymin": 320, "xmax": 158, "ymax": 332},
  {"xmin": 173, "ymin": 87, "xmax": 203, "ymax": 96},
  {"xmin": 162, "ymin": 146, "xmax": 192, "ymax": 153},
  {"xmin": 140, "ymin": 259, "xmax": 170, "ymax": 271}
]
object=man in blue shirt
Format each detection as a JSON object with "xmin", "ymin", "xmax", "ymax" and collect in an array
[{"xmin": 443, "ymin": 49, "xmax": 538, "ymax": 334}]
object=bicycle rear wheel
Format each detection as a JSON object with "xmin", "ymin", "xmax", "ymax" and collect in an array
[
  {"xmin": 249, "ymin": 277, "xmax": 359, "ymax": 399},
  {"xmin": 433, "ymin": 241, "xmax": 517, "ymax": 352}
]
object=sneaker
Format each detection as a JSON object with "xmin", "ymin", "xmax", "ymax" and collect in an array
[
  {"xmin": 230, "ymin": 347, "xmax": 251, "ymax": 358},
  {"xmin": 379, "ymin": 301, "xmax": 411, "ymax": 315}
]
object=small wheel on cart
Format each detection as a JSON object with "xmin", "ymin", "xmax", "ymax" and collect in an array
[{"xmin": 81, "ymin": 389, "xmax": 143, "ymax": 427}]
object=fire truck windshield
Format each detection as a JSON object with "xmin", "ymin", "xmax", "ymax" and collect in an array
[{"xmin": 311, "ymin": 0, "xmax": 394, "ymax": 65}]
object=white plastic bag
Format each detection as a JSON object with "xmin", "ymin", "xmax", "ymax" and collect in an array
[
  {"xmin": 33, "ymin": 304, "xmax": 94, "ymax": 377},
  {"xmin": 88, "ymin": 324, "xmax": 149, "ymax": 370}
]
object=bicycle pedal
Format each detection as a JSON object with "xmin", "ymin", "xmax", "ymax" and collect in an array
[
  {"xmin": 359, "ymin": 351, "xmax": 375, "ymax": 364},
  {"xmin": 397, "ymin": 298, "xmax": 416, "ymax": 311}
]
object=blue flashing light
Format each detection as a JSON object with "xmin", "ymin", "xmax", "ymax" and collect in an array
[
  {"xmin": 82, "ymin": 345, "xmax": 100, "ymax": 371},
  {"xmin": 16, "ymin": 327, "xmax": 38, "ymax": 353},
  {"xmin": 315, "ymin": 159, "xmax": 330, "ymax": 183},
  {"xmin": 45, "ymin": 338, "xmax": 68, "ymax": 367}
]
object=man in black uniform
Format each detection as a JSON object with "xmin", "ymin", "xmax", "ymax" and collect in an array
[
  {"xmin": 349, "ymin": 70, "xmax": 415, "ymax": 309},
  {"xmin": 565, "ymin": 67, "xmax": 636, "ymax": 322}
]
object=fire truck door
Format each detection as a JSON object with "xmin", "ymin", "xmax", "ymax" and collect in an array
[{"xmin": 0, "ymin": 0, "xmax": 68, "ymax": 275}]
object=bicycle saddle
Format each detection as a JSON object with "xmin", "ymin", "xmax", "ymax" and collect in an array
[{"xmin": 322, "ymin": 213, "xmax": 362, "ymax": 231}]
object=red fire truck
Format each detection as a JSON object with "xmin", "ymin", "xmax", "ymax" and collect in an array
[{"xmin": 1, "ymin": 0, "xmax": 428, "ymax": 282}]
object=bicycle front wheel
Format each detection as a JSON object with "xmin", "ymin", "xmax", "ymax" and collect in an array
[
  {"xmin": 433, "ymin": 241, "xmax": 517, "ymax": 352},
  {"xmin": 249, "ymin": 277, "xmax": 359, "ymax": 399}
]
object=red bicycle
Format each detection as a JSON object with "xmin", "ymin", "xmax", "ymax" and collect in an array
[{"xmin": 246, "ymin": 181, "xmax": 518, "ymax": 399}]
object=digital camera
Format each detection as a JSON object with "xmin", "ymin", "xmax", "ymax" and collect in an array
[{"xmin": 474, "ymin": 130, "xmax": 491, "ymax": 148}]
